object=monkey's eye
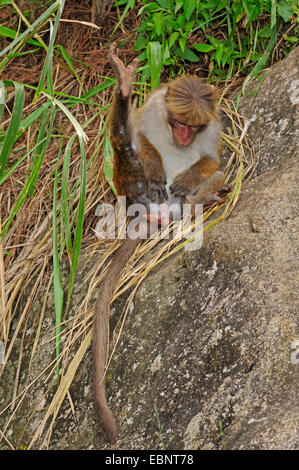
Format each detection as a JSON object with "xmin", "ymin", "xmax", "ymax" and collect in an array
[
  {"xmin": 195, "ymin": 123, "xmax": 207, "ymax": 133},
  {"xmin": 168, "ymin": 114, "xmax": 207, "ymax": 132}
]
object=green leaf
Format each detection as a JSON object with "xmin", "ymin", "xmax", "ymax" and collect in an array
[
  {"xmin": 147, "ymin": 42, "xmax": 162, "ymax": 88},
  {"xmin": 193, "ymin": 44, "xmax": 215, "ymax": 52},
  {"xmin": 163, "ymin": 41, "xmax": 170, "ymax": 62},
  {"xmin": 153, "ymin": 11, "xmax": 163, "ymax": 36},
  {"xmin": 0, "ymin": 0, "xmax": 61, "ymax": 59},
  {"xmin": 175, "ymin": 46, "xmax": 199, "ymax": 62},
  {"xmin": 35, "ymin": 0, "xmax": 66, "ymax": 100},
  {"xmin": 175, "ymin": 2, "xmax": 183, "ymax": 14},
  {"xmin": 177, "ymin": 13, "xmax": 185, "ymax": 28},
  {"xmin": 283, "ymin": 35, "xmax": 298, "ymax": 44},
  {"xmin": 112, "ymin": 0, "xmax": 135, "ymax": 35},
  {"xmin": 215, "ymin": 43, "xmax": 224, "ymax": 67},
  {"xmin": 134, "ymin": 34, "xmax": 147, "ymax": 51},
  {"xmin": 277, "ymin": 0, "xmax": 294, "ymax": 21},
  {"xmin": 183, "ymin": 0, "xmax": 196, "ymax": 21},
  {"xmin": 169, "ymin": 31, "xmax": 179, "ymax": 49},
  {"xmin": 156, "ymin": 0, "xmax": 168, "ymax": 8},
  {"xmin": 184, "ymin": 20, "xmax": 194, "ymax": 34},
  {"xmin": 179, "ymin": 37, "xmax": 186, "ymax": 52},
  {"xmin": 81, "ymin": 78, "xmax": 114, "ymax": 100},
  {"xmin": 56, "ymin": 45, "xmax": 82, "ymax": 89},
  {"xmin": 0, "ymin": 137, "xmax": 47, "ymax": 187},
  {"xmin": 250, "ymin": 19, "xmax": 281, "ymax": 77},
  {"xmin": 0, "ymin": 25, "xmax": 40, "ymax": 46},
  {"xmin": 258, "ymin": 24, "xmax": 271, "ymax": 38},
  {"xmin": 270, "ymin": 0, "xmax": 277, "ymax": 29},
  {"xmin": 103, "ymin": 124, "xmax": 114, "ymax": 181}
]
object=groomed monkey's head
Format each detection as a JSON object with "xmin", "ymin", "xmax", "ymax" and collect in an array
[{"xmin": 166, "ymin": 75, "xmax": 218, "ymax": 147}]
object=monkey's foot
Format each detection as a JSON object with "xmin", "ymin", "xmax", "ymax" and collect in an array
[
  {"xmin": 214, "ymin": 183, "xmax": 231, "ymax": 200},
  {"xmin": 203, "ymin": 184, "xmax": 231, "ymax": 207},
  {"xmin": 109, "ymin": 43, "xmax": 138, "ymax": 98}
]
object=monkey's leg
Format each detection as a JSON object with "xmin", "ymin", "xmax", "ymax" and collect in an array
[
  {"xmin": 170, "ymin": 155, "xmax": 224, "ymax": 202},
  {"xmin": 186, "ymin": 170, "xmax": 225, "ymax": 204},
  {"xmin": 108, "ymin": 44, "xmax": 147, "ymax": 199},
  {"xmin": 109, "ymin": 42, "xmax": 138, "ymax": 99},
  {"xmin": 138, "ymin": 133, "xmax": 168, "ymax": 203}
]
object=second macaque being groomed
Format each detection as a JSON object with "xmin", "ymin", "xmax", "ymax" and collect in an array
[{"xmin": 108, "ymin": 42, "xmax": 225, "ymax": 225}]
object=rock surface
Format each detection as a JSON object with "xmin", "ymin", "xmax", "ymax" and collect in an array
[{"xmin": 0, "ymin": 48, "xmax": 298, "ymax": 450}]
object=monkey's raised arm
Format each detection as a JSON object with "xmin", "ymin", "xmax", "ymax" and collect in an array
[{"xmin": 108, "ymin": 43, "xmax": 167, "ymax": 204}]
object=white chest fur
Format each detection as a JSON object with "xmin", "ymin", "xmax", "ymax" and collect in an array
[{"xmin": 135, "ymin": 87, "xmax": 220, "ymax": 185}]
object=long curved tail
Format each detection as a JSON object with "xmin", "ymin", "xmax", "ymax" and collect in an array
[{"xmin": 92, "ymin": 238, "xmax": 139, "ymax": 442}]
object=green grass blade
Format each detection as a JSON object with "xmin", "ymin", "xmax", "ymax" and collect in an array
[
  {"xmin": 0, "ymin": 0, "xmax": 60, "ymax": 58},
  {"xmin": 56, "ymin": 45, "xmax": 84, "ymax": 91},
  {"xmin": 61, "ymin": 135, "xmax": 76, "ymax": 255},
  {"xmin": 50, "ymin": 96, "xmax": 88, "ymax": 143},
  {"xmin": 250, "ymin": 18, "xmax": 281, "ymax": 77},
  {"xmin": 81, "ymin": 78, "xmax": 115, "ymax": 100},
  {"xmin": 18, "ymin": 101, "xmax": 52, "ymax": 134},
  {"xmin": 0, "ymin": 136, "xmax": 47, "ymax": 186},
  {"xmin": 112, "ymin": 0, "xmax": 135, "ymax": 36},
  {"xmin": 0, "ymin": 81, "xmax": 25, "ymax": 177},
  {"xmin": 67, "ymin": 136, "xmax": 86, "ymax": 304},
  {"xmin": 25, "ymin": 105, "xmax": 50, "ymax": 194},
  {"xmin": 0, "ymin": 81, "xmax": 6, "ymax": 121},
  {"xmin": 53, "ymin": 141, "xmax": 64, "ymax": 382},
  {"xmin": 0, "ymin": 25, "xmax": 40, "ymax": 46},
  {"xmin": 35, "ymin": 0, "xmax": 66, "ymax": 100}
]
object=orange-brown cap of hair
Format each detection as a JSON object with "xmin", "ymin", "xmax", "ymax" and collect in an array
[{"xmin": 166, "ymin": 75, "xmax": 218, "ymax": 127}]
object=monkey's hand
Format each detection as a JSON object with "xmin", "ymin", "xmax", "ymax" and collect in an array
[
  {"xmin": 109, "ymin": 43, "xmax": 138, "ymax": 98},
  {"xmin": 169, "ymin": 180, "xmax": 189, "ymax": 198},
  {"xmin": 147, "ymin": 179, "xmax": 168, "ymax": 204}
]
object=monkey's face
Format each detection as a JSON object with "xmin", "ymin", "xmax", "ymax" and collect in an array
[{"xmin": 168, "ymin": 114, "xmax": 206, "ymax": 147}]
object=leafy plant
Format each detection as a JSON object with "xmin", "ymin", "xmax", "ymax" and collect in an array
[{"xmin": 127, "ymin": 0, "xmax": 297, "ymax": 81}]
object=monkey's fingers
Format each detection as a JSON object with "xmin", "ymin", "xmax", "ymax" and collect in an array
[
  {"xmin": 169, "ymin": 181, "xmax": 188, "ymax": 198},
  {"xmin": 109, "ymin": 46, "xmax": 124, "ymax": 71},
  {"xmin": 216, "ymin": 183, "xmax": 231, "ymax": 196},
  {"xmin": 147, "ymin": 180, "xmax": 168, "ymax": 203},
  {"xmin": 109, "ymin": 43, "xmax": 138, "ymax": 76},
  {"xmin": 130, "ymin": 58, "xmax": 139, "ymax": 71}
]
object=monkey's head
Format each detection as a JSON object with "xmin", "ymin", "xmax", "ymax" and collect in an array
[{"xmin": 166, "ymin": 75, "xmax": 218, "ymax": 147}]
